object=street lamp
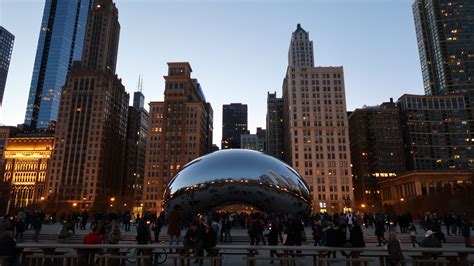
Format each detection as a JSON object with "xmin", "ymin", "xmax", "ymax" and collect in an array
[
  {"xmin": 110, "ymin": 197, "xmax": 115, "ymax": 202},
  {"xmin": 40, "ymin": 197, "xmax": 45, "ymax": 201},
  {"xmin": 361, "ymin": 204, "xmax": 366, "ymax": 208},
  {"xmin": 72, "ymin": 203, "xmax": 77, "ymax": 207},
  {"xmin": 400, "ymin": 198, "xmax": 405, "ymax": 202}
]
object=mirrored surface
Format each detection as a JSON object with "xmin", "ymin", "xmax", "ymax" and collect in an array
[{"xmin": 163, "ymin": 149, "xmax": 312, "ymax": 218}]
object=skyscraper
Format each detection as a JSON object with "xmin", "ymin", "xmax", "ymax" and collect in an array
[
  {"xmin": 123, "ymin": 90, "xmax": 148, "ymax": 208},
  {"xmin": 0, "ymin": 26, "xmax": 14, "ymax": 107},
  {"xmin": 348, "ymin": 99, "xmax": 406, "ymax": 208},
  {"xmin": 413, "ymin": 0, "xmax": 474, "ymax": 96},
  {"xmin": 47, "ymin": 0, "xmax": 129, "ymax": 210},
  {"xmin": 398, "ymin": 94, "xmax": 472, "ymax": 170},
  {"xmin": 266, "ymin": 92, "xmax": 284, "ymax": 159},
  {"xmin": 288, "ymin": 24, "xmax": 314, "ymax": 67},
  {"xmin": 24, "ymin": 0, "xmax": 92, "ymax": 129},
  {"xmin": 413, "ymin": 0, "xmax": 474, "ymax": 162},
  {"xmin": 143, "ymin": 62, "xmax": 213, "ymax": 212},
  {"xmin": 221, "ymin": 103, "xmax": 248, "ymax": 149},
  {"xmin": 283, "ymin": 24, "xmax": 353, "ymax": 212}
]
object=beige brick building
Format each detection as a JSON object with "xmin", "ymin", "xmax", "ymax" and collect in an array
[
  {"xmin": 283, "ymin": 25, "xmax": 353, "ymax": 213},
  {"xmin": 143, "ymin": 62, "xmax": 213, "ymax": 213}
]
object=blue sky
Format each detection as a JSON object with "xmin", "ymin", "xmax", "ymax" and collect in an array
[{"xmin": 0, "ymin": 0, "xmax": 423, "ymax": 144}]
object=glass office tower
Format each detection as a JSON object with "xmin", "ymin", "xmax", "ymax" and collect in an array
[{"xmin": 24, "ymin": 0, "xmax": 92, "ymax": 129}]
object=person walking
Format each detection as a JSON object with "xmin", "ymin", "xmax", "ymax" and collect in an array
[
  {"xmin": 15, "ymin": 210, "xmax": 26, "ymax": 241},
  {"xmin": 152, "ymin": 218, "xmax": 162, "ymax": 243},
  {"xmin": 31, "ymin": 213, "xmax": 43, "ymax": 242},
  {"xmin": 375, "ymin": 220, "xmax": 387, "ymax": 246},
  {"xmin": 409, "ymin": 223, "xmax": 420, "ymax": 247},
  {"xmin": 265, "ymin": 221, "xmax": 280, "ymax": 264},
  {"xmin": 462, "ymin": 219, "xmax": 473, "ymax": 248},
  {"xmin": 167, "ymin": 205, "xmax": 183, "ymax": 244},
  {"xmin": 0, "ymin": 219, "xmax": 17, "ymax": 266}
]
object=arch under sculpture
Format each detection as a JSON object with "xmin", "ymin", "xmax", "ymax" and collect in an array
[{"xmin": 162, "ymin": 149, "xmax": 312, "ymax": 219}]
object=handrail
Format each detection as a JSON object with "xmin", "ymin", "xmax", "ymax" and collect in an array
[{"xmin": 15, "ymin": 243, "xmax": 474, "ymax": 253}]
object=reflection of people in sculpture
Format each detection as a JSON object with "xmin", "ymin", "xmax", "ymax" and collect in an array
[{"xmin": 168, "ymin": 205, "xmax": 183, "ymax": 244}]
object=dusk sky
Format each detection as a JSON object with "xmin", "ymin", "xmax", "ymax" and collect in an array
[{"xmin": 0, "ymin": 0, "xmax": 423, "ymax": 144}]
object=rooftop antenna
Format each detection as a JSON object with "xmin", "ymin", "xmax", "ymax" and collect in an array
[{"xmin": 137, "ymin": 74, "xmax": 144, "ymax": 93}]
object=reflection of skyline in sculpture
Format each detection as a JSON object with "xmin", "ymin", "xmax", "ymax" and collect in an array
[{"xmin": 162, "ymin": 149, "xmax": 312, "ymax": 218}]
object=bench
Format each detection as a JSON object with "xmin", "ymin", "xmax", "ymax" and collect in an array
[
  {"xmin": 169, "ymin": 255, "xmax": 222, "ymax": 266},
  {"xmin": 24, "ymin": 254, "xmax": 78, "ymax": 266},
  {"xmin": 96, "ymin": 254, "xmax": 151, "ymax": 266}
]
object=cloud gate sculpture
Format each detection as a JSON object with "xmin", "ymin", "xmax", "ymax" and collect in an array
[{"xmin": 162, "ymin": 149, "xmax": 312, "ymax": 218}]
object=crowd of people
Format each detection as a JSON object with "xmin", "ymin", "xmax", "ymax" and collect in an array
[{"xmin": 0, "ymin": 208, "xmax": 472, "ymax": 265}]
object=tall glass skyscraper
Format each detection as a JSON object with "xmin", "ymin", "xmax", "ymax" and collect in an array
[
  {"xmin": 24, "ymin": 0, "xmax": 92, "ymax": 129},
  {"xmin": 0, "ymin": 26, "xmax": 14, "ymax": 107},
  {"xmin": 413, "ymin": 0, "xmax": 474, "ymax": 96}
]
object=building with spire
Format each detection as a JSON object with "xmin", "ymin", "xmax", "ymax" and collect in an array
[
  {"xmin": 288, "ymin": 23, "xmax": 314, "ymax": 67},
  {"xmin": 47, "ymin": 0, "xmax": 129, "ymax": 211},
  {"xmin": 123, "ymin": 77, "xmax": 148, "ymax": 210},
  {"xmin": 24, "ymin": 0, "xmax": 92, "ymax": 129},
  {"xmin": 283, "ymin": 24, "xmax": 353, "ymax": 212}
]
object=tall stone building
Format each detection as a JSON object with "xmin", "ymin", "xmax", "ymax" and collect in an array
[
  {"xmin": 221, "ymin": 103, "xmax": 248, "ymax": 149},
  {"xmin": 283, "ymin": 24, "xmax": 353, "ymax": 212},
  {"xmin": 24, "ymin": 0, "xmax": 92, "ymax": 129},
  {"xmin": 123, "ymin": 90, "xmax": 148, "ymax": 209},
  {"xmin": 47, "ymin": 0, "xmax": 129, "ymax": 210},
  {"xmin": 266, "ymin": 92, "xmax": 284, "ymax": 160},
  {"xmin": 348, "ymin": 99, "xmax": 406, "ymax": 208},
  {"xmin": 143, "ymin": 62, "xmax": 213, "ymax": 213},
  {"xmin": 0, "ymin": 26, "xmax": 14, "ymax": 107},
  {"xmin": 288, "ymin": 24, "xmax": 314, "ymax": 67}
]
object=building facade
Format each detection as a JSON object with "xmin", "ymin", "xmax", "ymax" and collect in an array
[
  {"xmin": 283, "ymin": 24, "xmax": 353, "ymax": 212},
  {"xmin": 241, "ymin": 127, "xmax": 266, "ymax": 152},
  {"xmin": 124, "ymin": 91, "xmax": 148, "ymax": 209},
  {"xmin": 47, "ymin": 0, "xmax": 129, "ymax": 210},
  {"xmin": 398, "ymin": 94, "xmax": 473, "ymax": 170},
  {"xmin": 24, "ymin": 0, "xmax": 92, "ymax": 129},
  {"xmin": 380, "ymin": 171, "xmax": 473, "ymax": 206},
  {"xmin": 2, "ymin": 136, "xmax": 54, "ymax": 211},
  {"xmin": 413, "ymin": 0, "xmax": 474, "ymax": 96},
  {"xmin": 288, "ymin": 24, "xmax": 314, "ymax": 67},
  {"xmin": 266, "ymin": 92, "xmax": 285, "ymax": 160},
  {"xmin": 0, "ymin": 26, "xmax": 14, "ymax": 107},
  {"xmin": 348, "ymin": 99, "xmax": 406, "ymax": 208},
  {"xmin": 221, "ymin": 103, "xmax": 248, "ymax": 149},
  {"xmin": 143, "ymin": 62, "xmax": 213, "ymax": 213}
]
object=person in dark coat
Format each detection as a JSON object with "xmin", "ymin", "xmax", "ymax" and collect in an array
[
  {"xmin": 0, "ymin": 219, "xmax": 17, "ymax": 266},
  {"xmin": 349, "ymin": 224, "xmax": 365, "ymax": 247},
  {"xmin": 421, "ymin": 230, "xmax": 442, "ymax": 248},
  {"xmin": 462, "ymin": 220, "xmax": 472, "ymax": 248},
  {"xmin": 375, "ymin": 221, "xmax": 387, "ymax": 246},
  {"xmin": 266, "ymin": 221, "xmax": 280, "ymax": 264},
  {"xmin": 386, "ymin": 233, "xmax": 403, "ymax": 266},
  {"xmin": 201, "ymin": 222, "xmax": 217, "ymax": 257},
  {"xmin": 167, "ymin": 205, "xmax": 183, "ymax": 244}
]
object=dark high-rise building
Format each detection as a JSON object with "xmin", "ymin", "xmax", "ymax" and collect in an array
[
  {"xmin": 0, "ymin": 26, "xmax": 14, "ymax": 107},
  {"xmin": 47, "ymin": 0, "xmax": 129, "ymax": 210},
  {"xmin": 413, "ymin": 0, "xmax": 474, "ymax": 96},
  {"xmin": 398, "ymin": 94, "xmax": 473, "ymax": 170},
  {"xmin": 123, "ymin": 90, "xmax": 148, "ymax": 208},
  {"xmin": 24, "ymin": 0, "xmax": 92, "ymax": 129},
  {"xmin": 143, "ymin": 62, "xmax": 213, "ymax": 213},
  {"xmin": 348, "ymin": 99, "xmax": 406, "ymax": 208},
  {"xmin": 266, "ymin": 92, "xmax": 284, "ymax": 160},
  {"xmin": 221, "ymin": 103, "xmax": 248, "ymax": 149},
  {"xmin": 413, "ymin": 0, "xmax": 474, "ymax": 155}
]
